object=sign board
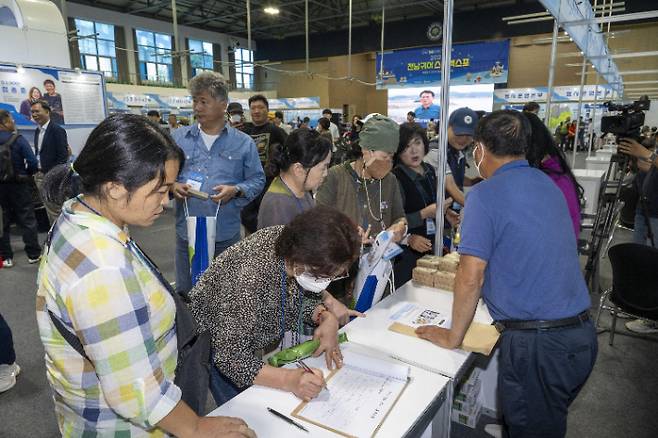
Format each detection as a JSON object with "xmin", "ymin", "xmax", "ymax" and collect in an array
[{"xmin": 376, "ymin": 40, "xmax": 510, "ymax": 89}]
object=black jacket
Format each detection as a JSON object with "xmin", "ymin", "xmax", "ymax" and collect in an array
[{"xmin": 34, "ymin": 122, "xmax": 68, "ymax": 173}]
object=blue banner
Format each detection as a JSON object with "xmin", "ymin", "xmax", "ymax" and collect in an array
[{"xmin": 376, "ymin": 40, "xmax": 510, "ymax": 89}]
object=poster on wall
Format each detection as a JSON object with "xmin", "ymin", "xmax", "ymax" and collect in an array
[
  {"xmin": 388, "ymin": 84, "xmax": 494, "ymax": 127},
  {"xmin": 0, "ymin": 64, "xmax": 106, "ymax": 127},
  {"xmin": 376, "ymin": 40, "xmax": 510, "ymax": 89}
]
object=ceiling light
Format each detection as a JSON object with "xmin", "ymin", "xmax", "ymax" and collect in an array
[{"xmin": 264, "ymin": 6, "xmax": 280, "ymax": 15}]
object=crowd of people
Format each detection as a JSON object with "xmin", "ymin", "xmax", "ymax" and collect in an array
[{"xmin": 2, "ymin": 70, "xmax": 657, "ymax": 437}]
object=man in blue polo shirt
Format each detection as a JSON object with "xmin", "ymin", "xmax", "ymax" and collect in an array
[
  {"xmin": 416, "ymin": 110, "xmax": 596, "ymax": 437},
  {"xmin": 414, "ymin": 90, "xmax": 440, "ymax": 127}
]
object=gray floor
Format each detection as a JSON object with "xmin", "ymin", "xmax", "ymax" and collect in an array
[{"xmin": 1, "ymin": 152, "xmax": 658, "ymax": 437}]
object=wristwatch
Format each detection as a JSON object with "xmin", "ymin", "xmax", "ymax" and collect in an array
[
  {"xmin": 649, "ymin": 151, "xmax": 657, "ymax": 164},
  {"xmin": 234, "ymin": 186, "xmax": 243, "ymax": 197}
]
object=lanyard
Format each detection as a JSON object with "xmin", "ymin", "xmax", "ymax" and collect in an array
[
  {"xmin": 279, "ymin": 260, "xmax": 304, "ymax": 351},
  {"xmin": 74, "ymin": 196, "xmax": 174, "ymax": 294},
  {"xmin": 414, "ymin": 166, "xmax": 437, "ymax": 207}
]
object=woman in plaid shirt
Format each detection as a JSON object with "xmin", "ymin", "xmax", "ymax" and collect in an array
[{"xmin": 36, "ymin": 114, "xmax": 254, "ymax": 438}]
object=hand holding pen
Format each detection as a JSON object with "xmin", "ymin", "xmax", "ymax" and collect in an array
[{"xmin": 285, "ymin": 360, "xmax": 327, "ymax": 401}]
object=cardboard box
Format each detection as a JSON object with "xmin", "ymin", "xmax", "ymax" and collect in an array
[
  {"xmin": 451, "ymin": 401, "xmax": 482, "ymax": 429},
  {"xmin": 412, "ymin": 267, "xmax": 436, "ymax": 287},
  {"xmin": 432, "ymin": 270, "xmax": 456, "ymax": 291}
]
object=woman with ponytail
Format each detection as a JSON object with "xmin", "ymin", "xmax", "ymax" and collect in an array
[
  {"xmin": 257, "ymin": 129, "xmax": 332, "ymax": 229},
  {"xmin": 36, "ymin": 114, "xmax": 254, "ymax": 438}
]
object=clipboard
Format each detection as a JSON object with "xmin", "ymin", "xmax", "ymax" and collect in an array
[{"xmin": 290, "ymin": 354, "xmax": 411, "ymax": 437}]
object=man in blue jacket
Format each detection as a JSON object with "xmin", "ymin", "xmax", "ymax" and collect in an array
[
  {"xmin": 170, "ymin": 72, "xmax": 265, "ymax": 296},
  {"xmin": 0, "ymin": 110, "xmax": 40, "ymax": 267}
]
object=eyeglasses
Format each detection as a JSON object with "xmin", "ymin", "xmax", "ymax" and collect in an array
[{"xmin": 304, "ymin": 266, "xmax": 350, "ymax": 282}]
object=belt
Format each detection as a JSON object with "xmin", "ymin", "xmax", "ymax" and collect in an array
[{"xmin": 494, "ymin": 310, "xmax": 590, "ymax": 333}]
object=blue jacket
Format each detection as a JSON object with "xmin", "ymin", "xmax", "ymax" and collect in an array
[
  {"xmin": 172, "ymin": 123, "xmax": 265, "ymax": 242},
  {"xmin": 34, "ymin": 121, "xmax": 68, "ymax": 173},
  {"xmin": 0, "ymin": 131, "xmax": 38, "ymax": 178}
]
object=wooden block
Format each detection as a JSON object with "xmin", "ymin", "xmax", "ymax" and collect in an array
[
  {"xmin": 437, "ymin": 257, "xmax": 459, "ymax": 273},
  {"xmin": 417, "ymin": 255, "xmax": 442, "ymax": 269},
  {"xmin": 433, "ymin": 270, "xmax": 456, "ymax": 291},
  {"xmin": 412, "ymin": 267, "xmax": 436, "ymax": 287}
]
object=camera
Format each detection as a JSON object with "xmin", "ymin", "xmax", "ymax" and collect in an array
[{"xmin": 601, "ymin": 96, "xmax": 651, "ymax": 141}]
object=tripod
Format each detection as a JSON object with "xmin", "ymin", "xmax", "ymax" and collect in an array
[{"xmin": 583, "ymin": 153, "xmax": 631, "ymax": 293}]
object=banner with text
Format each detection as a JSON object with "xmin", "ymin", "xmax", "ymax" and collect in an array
[
  {"xmin": 0, "ymin": 64, "xmax": 106, "ymax": 127},
  {"xmin": 376, "ymin": 40, "xmax": 510, "ymax": 89}
]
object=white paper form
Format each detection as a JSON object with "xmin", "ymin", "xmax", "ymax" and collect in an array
[
  {"xmin": 389, "ymin": 301, "xmax": 451, "ymax": 329},
  {"xmin": 293, "ymin": 352, "xmax": 410, "ymax": 438}
]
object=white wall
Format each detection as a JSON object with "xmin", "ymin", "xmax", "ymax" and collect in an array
[{"xmin": 65, "ymin": 2, "xmax": 253, "ymax": 84}]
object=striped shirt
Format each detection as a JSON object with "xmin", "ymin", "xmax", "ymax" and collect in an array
[{"xmin": 36, "ymin": 197, "xmax": 181, "ymax": 437}]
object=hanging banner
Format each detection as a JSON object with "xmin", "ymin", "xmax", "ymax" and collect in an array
[
  {"xmin": 0, "ymin": 64, "xmax": 106, "ymax": 126},
  {"xmin": 376, "ymin": 40, "xmax": 510, "ymax": 89},
  {"xmin": 493, "ymin": 85, "xmax": 618, "ymax": 104}
]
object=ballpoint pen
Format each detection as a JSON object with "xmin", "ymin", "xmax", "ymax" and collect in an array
[
  {"xmin": 296, "ymin": 359, "xmax": 330, "ymax": 392},
  {"xmin": 267, "ymin": 407, "xmax": 309, "ymax": 433}
]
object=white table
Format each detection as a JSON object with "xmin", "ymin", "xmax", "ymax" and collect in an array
[
  {"xmin": 574, "ymin": 169, "xmax": 607, "ymax": 216},
  {"xmin": 208, "ymin": 342, "xmax": 451, "ymax": 437},
  {"xmin": 585, "ymin": 155, "xmax": 611, "ymax": 171}
]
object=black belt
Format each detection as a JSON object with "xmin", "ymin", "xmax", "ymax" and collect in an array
[{"xmin": 494, "ymin": 310, "xmax": 590, "ymax": 333}]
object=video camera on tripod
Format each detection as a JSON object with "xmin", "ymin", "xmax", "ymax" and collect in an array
[{"xmin": 601, "ymin": 96, "xmax": 651, "ymax": 143}]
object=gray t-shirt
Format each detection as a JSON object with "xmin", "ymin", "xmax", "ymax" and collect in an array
[{"xmin": 257, "ymin": 176, "xmax": 315, "ymax": 229}]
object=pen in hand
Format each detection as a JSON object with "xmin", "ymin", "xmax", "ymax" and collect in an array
[
  {"xmin": 296, "ymin": 359, "xmax": 330, "ymax": 392},
  {"xmin": 267, "ymin": 407, "xmax": 309, "ymax": 433}
]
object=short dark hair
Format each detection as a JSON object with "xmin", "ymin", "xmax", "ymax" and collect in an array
[
  {"xmin": 41, "ymin": 114, "xmax": 184, "ymax": 207},
  {"xmin": 318, "ymin": 118, "xmax": 330, "ymax": 130},
  {"xmin": 303, "ymin": 117, "xmax": 310, "ymax": 123},
  {"xmin": 396, "ymin": 122, "xmax": 429, "ymax": 163},
  {"xmin": 420, "ymin": 90, "xmax": 434, "ymax": 97},
  {"xmin": 523, "ymin": 101, "xmax": 540, "ymax": 113},
  {"xmin": 474, "ymin": 110, "xmax": 530, "ymax": 157},
  {"xmin": 0, "ymin": 109, "xmax": 11, "ymax": 126},
  {"xmin": 407, "ymin": 111, "xmax": 416, "ymax": 118},
  {"xmin": 31, "ymin": 99, "xmax": 51, "ymax": 113},
  {"xmin": 322, "ymin": 108, "xmax": 332, "ymax": 116},
  {"xmin": 268, "ymin": 129, "xmax": 332, "ymax": 176},
  {"xmin": 147, "ymin": 110, "xmax": 160, "ymax": 118},
  {"xmin": 274, "ymin": 111, "xmax": 284, "ymax": 120},
  {"xmin": 248, "ymin": 94, "xmax": 269, "ymax": 109},
  {"xmin": 275, "ymin": 205, "xmax": 360, "ymax": 278},
  {"xmin": 43, "ymin": 79, "xmax": 55, "ymax": 87}
]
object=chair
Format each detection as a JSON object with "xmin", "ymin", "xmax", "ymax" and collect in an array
[{"xmin": 595, "ymin": 243, "xmax": 658, "ymax": 345}]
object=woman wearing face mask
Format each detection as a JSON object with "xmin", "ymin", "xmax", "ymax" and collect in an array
[
  {"xmin": 316, "ymin": 114, "xmax": 407, "ymax": 243},
  {"xmin": 189, "ymin": 206, "xmax": 360, "ymax": 406}
]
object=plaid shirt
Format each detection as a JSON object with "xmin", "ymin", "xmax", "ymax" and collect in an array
[{"xmin": 36, "ymin": 198, "xmax": 181, "ymax": 437}]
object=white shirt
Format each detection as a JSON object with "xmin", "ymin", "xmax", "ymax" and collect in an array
[
  {"xmin": 199, "ymin": 124, "xmax": 220, "ymax": 150},
  {"xmin": 36, "ymin": 120, "xmax": 50, "ymax": 154}
]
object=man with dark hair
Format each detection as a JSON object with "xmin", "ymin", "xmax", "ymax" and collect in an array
[
  {"xmin": 300, "ymin": 117, "xmax": 310, "ymax": 130},
  {"xmin": 417, "ymin": 110, "xmax": 597, "ymax": 437},
  {"xmin": 273, "ymin": 110, "xmax": 291, "ymax": 135},
  {"xmin": 319, "ymin": 108, "xmax": 340, "ymax": 143},
  {"xmin": 414, "ymin": 90, "xmax": 440, "ymax": 127},
  {"xmin": 42, "ymin": 79, "xmax": 64, "ymax": 125},
  {"xmin": 146, "ymin": 110, "xmax": 161, "ymax": 124},
  {"xmin": 31, "ymin": 99, "xmax": 69, "ymax": 223},
  {"xmin": 406, "ymin": 111, "xmax": 416, "ymax": 124},
  {"xmin": 522, "ymin": 101, "xmax": 540, "ymax": 114},
  {"xmin": 241, "ymin": 94, "xmax": 288, "ymax": 233}
]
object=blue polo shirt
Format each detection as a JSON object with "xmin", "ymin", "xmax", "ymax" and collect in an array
[
  {"xmin": 458, "ymin": 160, "xmax": 590, "ymax": 321},
  {"xmin": 172, "ymin": 124, "xmax": 265, "ymax": 242},
  {"xmin": 414, "ymin": 104, "xmax": 440, "ymax": 127}
]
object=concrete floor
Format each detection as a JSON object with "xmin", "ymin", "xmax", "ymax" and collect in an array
[{"xmin": 1, "ymin": 151, "xmax": 657, "ymax": 437}]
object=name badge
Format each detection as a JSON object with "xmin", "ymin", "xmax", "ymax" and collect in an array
[
  {"xmin": 185, "ymin": 171, "xmax": 204, "ymax": 191},
  {"xmin": 426, "ymin": 218, "xmax": 436, "ymax": 235}
]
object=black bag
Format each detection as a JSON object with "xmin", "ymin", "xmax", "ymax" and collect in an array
[
  {"xmin": 0, "ymin": 133, "xmax": 18, "ymax": 182},
  {"xmin": 47, "ymin": 236, "xmax": 211, "ymax": 416}
]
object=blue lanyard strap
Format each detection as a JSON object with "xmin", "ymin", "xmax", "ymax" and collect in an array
[{"xmin": 280, "ymin": 259, "xmax": 304, "ymax": 350}]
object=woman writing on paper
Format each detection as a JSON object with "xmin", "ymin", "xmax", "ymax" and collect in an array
[
  {"xmin": 189, "ymin": 206, "xmax": 360, "ymax": 406},
  {"xmin": 257, "ymin": 129, "xmax": 362, "ymax": 325},
  {"xmin": 36, "ymin": 114, "xmax": 254, "ymax": 437}
]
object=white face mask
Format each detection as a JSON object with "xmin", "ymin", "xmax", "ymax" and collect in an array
[
  {"xmin": 472, "ymin": 144, "xmax": 485, "ymax": 179},
  {"xmin": 230, "ymin": 114, "xmax": 242, "ymax": 124},
  {"xmin": 295, "ymin": 272, "xmax": 332, "ymax": 293}
]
